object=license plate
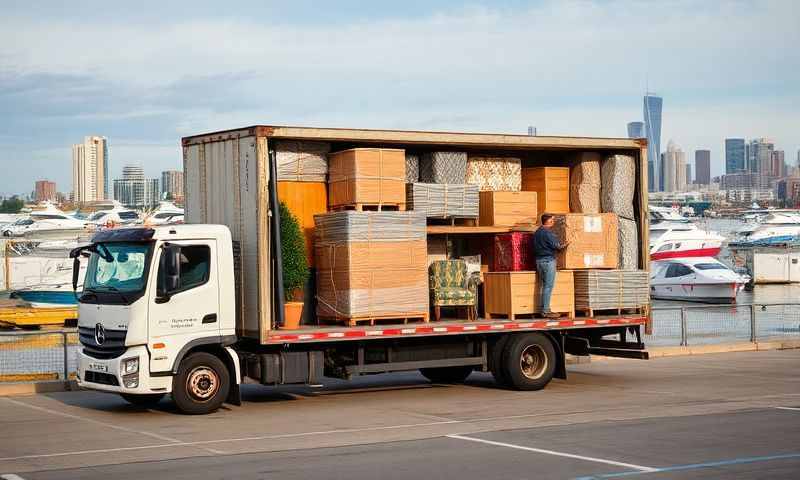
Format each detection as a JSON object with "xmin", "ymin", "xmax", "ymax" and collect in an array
[{"xmin": 87, "ymin": 363, "xmax": 108, "ymax": 373}]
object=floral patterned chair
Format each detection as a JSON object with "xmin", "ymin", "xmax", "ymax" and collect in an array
[{"xmin": 429, "ymin": 260, "xmax": 479, "ymax": 321}]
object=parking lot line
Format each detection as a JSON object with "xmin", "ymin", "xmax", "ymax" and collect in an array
[
  {"xmin": 775, "ymin": 406, "xmax": 800, "ymax": 411},
  {"xmin": 1, "ymin": 474, "xmax": 27, "ymax": 480},
  {"xmin": 576, "ymin": 452, "xmax": 800, "ymax": 479},
  {"xmin": 446, "ymin": 434, "xmax": 657, "ymax": 472}
]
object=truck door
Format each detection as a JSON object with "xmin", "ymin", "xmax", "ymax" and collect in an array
[{"xmin": 148, "ymin": 240, "xmax": 220, "ymax": 374}]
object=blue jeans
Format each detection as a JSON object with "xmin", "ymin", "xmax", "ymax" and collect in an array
[{"xmin": 536, "ymin": 257, "xmax": 557, "ymax": 313}]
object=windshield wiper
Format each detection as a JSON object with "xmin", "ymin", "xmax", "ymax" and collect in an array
[{"xmin": 89, "ymin": 286, "xmax": 130, "ymax": 304}]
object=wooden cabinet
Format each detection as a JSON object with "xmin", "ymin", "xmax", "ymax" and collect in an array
[
  {"xmin": 483, "ymin": 271, "xmax": 574, "ymax": 319},
  {"xmin": 521, "ymin": 167, "xmax": 569, "ymax": 218},
  {"xmin": 478, "ymin": 191, "xmax": 537, "ymax": 226},
  {"xmin": 277, "ymin": 181, "xmax": 328, "ymax": 267}
]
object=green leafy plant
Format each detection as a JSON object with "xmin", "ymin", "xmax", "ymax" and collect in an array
[{"xmin": 279, "ymin": 201, "xmax": 309, "ymax": 302}]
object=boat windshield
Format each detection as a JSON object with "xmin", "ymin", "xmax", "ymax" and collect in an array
[
  {"xmin": 693, "ymin": 263, "xmax": 727, "ymax": 270},
  {"xmin": 88, "ymin": 211, "xmax": 108, "ymax": 221},
  {"xmin": 82, "ymin": 242, "xmax": 153, "ymax": 304}
]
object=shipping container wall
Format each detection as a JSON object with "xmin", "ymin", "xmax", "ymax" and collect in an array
[{"xmin": 183, "ymin": 136, "xmax": 269, "ymax": 339}]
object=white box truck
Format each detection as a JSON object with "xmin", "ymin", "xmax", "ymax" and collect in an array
[{"xmin": 73, "ymin": 125, "xmax": 651, "ymax": 414}]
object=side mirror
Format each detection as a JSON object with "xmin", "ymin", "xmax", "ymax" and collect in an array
[
  {"xmin": 157, "ymin": 245, "xmax": 181, "ymax": 300},
  {"xmin": 72, "ymin": 256, "xmax": 81, "ymax": 293}
]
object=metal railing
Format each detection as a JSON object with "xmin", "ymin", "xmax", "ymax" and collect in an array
[{"xmin": 1, "ymin": 303, "xmax": 799, "ymax": 383}]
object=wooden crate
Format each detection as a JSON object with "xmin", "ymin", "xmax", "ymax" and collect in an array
[
  {"xmin": 552, "ymin": 213, "xmax": 619, "ymax": 269},
  {"xmin": 478, "ymin": 191, "xmax": 537, "ymax": 226},
  {"xmin": 483, "ymin": 270, "xmax": 574, "ymax": 320},
  {"xmin": 277, "ymin": 181, "xmax": 328, "ymax": 267},
  {"xmin": 521, "ymin": 167, "xmax": 570, "ymax": 218},
  {"xmin": 328, "ymin": 148, "xmax": 406, "ymax": 210}
]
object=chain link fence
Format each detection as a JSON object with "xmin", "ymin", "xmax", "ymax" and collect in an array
[{"xmin": 1, "ymin": 304, "xmax": 799, "ymax": 383}]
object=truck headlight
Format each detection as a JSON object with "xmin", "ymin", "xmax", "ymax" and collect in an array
[
  {"xmin": 123, "ymin": 373, "xmax": 139, "ymax": 388},
  {"xmin": 122, "ymin": 357, "xmax": 139, "ymax": 375}
]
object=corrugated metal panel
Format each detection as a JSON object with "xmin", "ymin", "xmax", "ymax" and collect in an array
[{"xmin": 183, "ymin": 135, "xmax": 267, "ymax": 340}]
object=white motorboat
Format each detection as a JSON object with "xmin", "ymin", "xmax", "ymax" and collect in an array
[
  {"xmin": 141, "ymin": 201, "xmax": 184, "ymax": 225},
  {"xmin": 1, "ymin": 203, "xmax": 87, "ymax": 237},
  {"xmin": 650, "ymin": 257, "xmax": 747, "ymax": 303},
  {"xmin": 731, "ymin": 212, "xmax": 800, "ymax": 246},
  {"xmin": 84, "ymin": 201, "xmax": 140, "ymax": 227},
  {"xmin": 650, "ymin": 227, "xmax": 725, "ymax": 260}
]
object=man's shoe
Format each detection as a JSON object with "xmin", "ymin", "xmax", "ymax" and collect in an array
[{"xmin": 542, "ymin": 312, "xmax": 561, "ymax": 319}]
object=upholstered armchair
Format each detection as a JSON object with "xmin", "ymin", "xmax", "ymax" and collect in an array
[{"xmin": 429, "ymin": 260, "xmax": 479, "ymax": 321}]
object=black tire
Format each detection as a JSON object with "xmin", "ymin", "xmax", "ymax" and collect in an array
[
  {"xmin": 120, "ymin": 393, "xmax": 165, "ymax": 408},
  {"xmin": 502, "ymin": 333, "xmax": 557, "ymax": 391},
  {"xmin": 419, "ymin": 366, "xmax": 474, "ymax": 384},
  {"xmin": 172, "ymin": 352, "xmax": 230, "ymax": 415},
  {"xmin": 489, "ymin": 335, "xmax": 512, "ymax": 387}
]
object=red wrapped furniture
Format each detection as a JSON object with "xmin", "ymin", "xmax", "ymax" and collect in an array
[{"xmin": 493, "ymin": 232, "xmax": 534, "ymax": 272}]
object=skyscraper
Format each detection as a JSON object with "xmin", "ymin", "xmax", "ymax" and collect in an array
[
  {"xmin": 161, "ymin": 170, "xmax": 184, "ymax": 201},
  {"xmin": 685, "ymin": 164, "xmax": 692, "ymax": 186},
  {"xmin": 725, "ymin": 139, "xmax": 745, "ymax": 173},
  {"xmin": 72, "ymin": 136, "xmax": 109, "ymax": 203},
  {"xmin": 114, "ymin": 165, "xmax": 161, "ymax": 209},
  {"xmin": 772, "ymin": 150, "xmax": 785, "ymax": 177},
  {"xmin": 661, "ymin": 140, "xmax": 686, "ymax": 192},
  {"xmin": 643, "ymin": 94, "xmax": 663, "ymax": 191},
  {"xmin": 34, "ymin": 180, "xmax": 56, "ymax": 202},
  {"xmin": 749, "ymin": 138, "xmax": 775, "ymax": 176},
  {"xmin": 695, "ymin": 150, "xmax": 711, "ymax": 185},
  {"xmin": 626, "ymin": 121, "xmax": 644, "ymax": 139}
]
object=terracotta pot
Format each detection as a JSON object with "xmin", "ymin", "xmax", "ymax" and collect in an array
[{"xmin": 282, "ymin": 301, "xmax": 303, "ymax": 330}]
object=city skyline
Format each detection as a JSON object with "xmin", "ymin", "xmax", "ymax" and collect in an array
[{"xmin": 0, "ymin": 1, "xmax": 798, "ymax": 195}]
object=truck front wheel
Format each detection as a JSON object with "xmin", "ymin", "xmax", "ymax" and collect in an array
[
  {"xmin": 172, "ymin": 352, "xmax": 230, "ymax": 415},
  {"xmin": 502, "ymin": 333, "xmax": 556, "ymax": 391}
]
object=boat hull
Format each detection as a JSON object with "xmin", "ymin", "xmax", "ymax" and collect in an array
[
  {"xmin": 650, "ymin": 283, "xmax": 743, "ymax": 303},
  {"xmin": 650, "ymin": 246, "xmax": 722, "ymax": 260}
]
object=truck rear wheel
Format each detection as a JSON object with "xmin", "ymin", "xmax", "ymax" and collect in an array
[
  {"xmin": 502, "ymin": 333, "xmax": 556, "ymax": 391},
  {"xmin": 120, "ymin": 393, "xmax": 165, "ymax": 408},
  {"xmin": 419, "ymin": 366, "xmax": 474, "ymax": 384},
  {"xmin": 489, "ymin": 335, "xmax": 511, "ymax": 387},
  {"xmin": 172, "ymin": 352, "xmax": 230, "ymax": 415}
]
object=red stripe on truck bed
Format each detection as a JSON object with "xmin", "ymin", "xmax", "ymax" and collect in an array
[{"xmin": 265, "ymin": 316, "xmax": 647, "ymax": 344}]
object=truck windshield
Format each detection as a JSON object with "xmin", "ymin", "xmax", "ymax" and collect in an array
[{"xmin": 82, "ymin": 242, "xmax": 153, "ymax": 303}]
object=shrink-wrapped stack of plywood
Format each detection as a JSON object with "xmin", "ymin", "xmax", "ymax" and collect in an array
[
  {"xmin": 573, "ymin": 270, "xmax": 649, "ymax": 314},
  {"xmin": 328, "ymin": 148, "xmax": 406, "ymax": 210},
  {"xmin": 419, "ymin": 152, "xmax": 468, "ymax": 184},
  {"xmin": 466, "ymin": 156, "xmax": 522, "ymax": 191},
  {"xmin": 314, "ymin": 211, "xmax": 429, "ymax": 324},
  {"xmin": 551, "ymin": 213, "xmax": 619, "ymax": 269},
  {"xmin": 406, "ymin": 183, "xmax": 479, "ymax": 219},
  {"xmin": 569, "ymin": 153, "xmax": 601, "ymax": 213},
  {"xmin": 406, "ymin": 153, "xmax": 420, "ymax": 183},
  {"xmin": 601, "ymin": 154, "xmax": 636, "ymax": 220},
  {"xmin": 275, "ymin": 141, "xmax": 330, "ymax": 182}
]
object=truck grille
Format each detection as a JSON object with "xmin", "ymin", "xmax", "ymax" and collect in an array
[
  {"xmin": 78, "ymin": 326, "xmax": 128, "ymax": 359},
  {"xmin": 84, "ymin": 371, "xmax": 119, "ymax": 386}
]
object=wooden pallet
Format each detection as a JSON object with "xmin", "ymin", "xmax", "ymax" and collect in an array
[
  {"xmin": 330, "ymin": 203, "xmax": 406, "ymax": 212},
  {"xmin": 575, "ymin": 305, "xmax": 648, "ymax": 318},
  {"xmin": 319, "ymin": 312, "xmax": 429, "ymax": 327},
  {"xmin": 485, "ymin": 311, "xmax": 573, "ymax": 321},
  {"xmin": 427, "ymin": 217, "xmax": 478, "ymax": 227}
]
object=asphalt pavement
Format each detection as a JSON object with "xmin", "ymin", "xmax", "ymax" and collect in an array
[{"xmin": 0, "ymin": 349, "xmax": 799, "ymax": 479}]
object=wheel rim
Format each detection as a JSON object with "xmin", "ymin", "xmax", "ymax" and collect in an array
[
  {"xmin": 519, "ymin": 344, "xmax": 548, "ymax": 380},
  {"xmin": 186, "ymin": 366, "xmax": 219, "ymax": 401}
]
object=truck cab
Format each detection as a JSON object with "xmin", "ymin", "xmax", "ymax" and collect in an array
[{"xmin": 74, "ymin": 225, "xmax": 241, "ymax": 414}]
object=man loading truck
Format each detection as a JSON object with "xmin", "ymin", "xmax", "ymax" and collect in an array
[{"xmin": 533, "ymin": 213, "xmax": 569, "ymax": 318}]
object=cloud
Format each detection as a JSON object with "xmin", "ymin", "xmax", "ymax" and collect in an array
[{"xmin": 0, "ymin": 0, "xmax": 798, "ymax": 194}]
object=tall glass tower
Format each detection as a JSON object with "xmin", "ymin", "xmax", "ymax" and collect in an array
[
  {"xmin": 627, "ymin": 121, "xmax": 644, "ymax": 139},
  {"xmin": 643, "ymin": 94, "xmax": 663, "ymax": 191}
]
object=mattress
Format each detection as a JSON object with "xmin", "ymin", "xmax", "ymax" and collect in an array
[
  {"xmin": 466, "ymin": 156, "xmax": 522, "ymax": 191},
  {"xmin": 419, "ymin": 151, "xmax": 467, "ymax": 184}
]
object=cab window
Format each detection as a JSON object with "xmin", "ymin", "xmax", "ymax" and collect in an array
[{"xmin": 158, "ymin": 245, "xmax": 211, "ymax": 293}]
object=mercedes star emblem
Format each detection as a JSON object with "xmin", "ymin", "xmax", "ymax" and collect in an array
[{"xmin": 94, "ymin": 323, "xmax": 106, "ymax": 345}]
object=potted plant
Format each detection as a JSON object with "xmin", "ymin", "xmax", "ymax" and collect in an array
[{"xmin": 279, "ymin": 201, "xmax": 309, "ymax": 329}]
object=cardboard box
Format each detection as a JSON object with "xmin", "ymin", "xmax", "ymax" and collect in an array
[
  {"xmin": 551, "ymin": 213, "xmax": 619, "ymax": 269},
  {"xmin": 521, "ymin": 167, "xmax": 570, "ymax": 218},
  {"xmin": 479, "ymin": 191, "xmax": 537, "ymax": 226},
  {"xmin": 328, "ymin": 148, "xmax": 406, "ymax": 209},
  {"xmin": 483, "ymin": 270, "xmax": 574, "ymax": 319},
  {"xmin": 277, "ymin": 181, "xmax": 328, "ymax": 266}
]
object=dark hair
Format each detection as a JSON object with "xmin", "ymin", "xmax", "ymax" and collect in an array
[{"xmin": 541, "ymin": 213, "xmax": 554, "ymax": 224}]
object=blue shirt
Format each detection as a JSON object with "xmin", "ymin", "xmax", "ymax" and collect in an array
[{"xmin": 532, "ymin": 227, "xmax": 561, "ymax": 259}]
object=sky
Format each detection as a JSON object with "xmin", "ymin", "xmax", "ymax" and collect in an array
[{"xmin": 1, "ymin": 0, "xmax": 798, "ymax": 196}]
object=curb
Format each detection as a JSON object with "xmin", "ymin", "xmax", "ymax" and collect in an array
[
  {"xmin": 0, "ymin": 380, "xmax": 79, "ymax": 397},
  {"xmin": 590, "ymin": 339, "xmax": 800, "ymax": 362}
]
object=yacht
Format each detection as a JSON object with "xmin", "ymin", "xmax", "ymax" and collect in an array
[
  {"xmin": 649, "ymin": 206, "xmax": 724, "ymax": 260},
  {"xmin": 141, "ymin": 201, "xmax": 184, "ymax": 225},
  {"xmin": 1, "ymin": 203, "xmax": 87, "ymax": 237},
  {"xmin": 650, "ymin": 257, "xmax": 747, "ymax": 303},
  {"xmin": 731, "ymin": 212, "xmax": 800, "ymax": 246},
  {"xmin": 84, "ymin": 201, "xmax": 140, "ymax": 227}
]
